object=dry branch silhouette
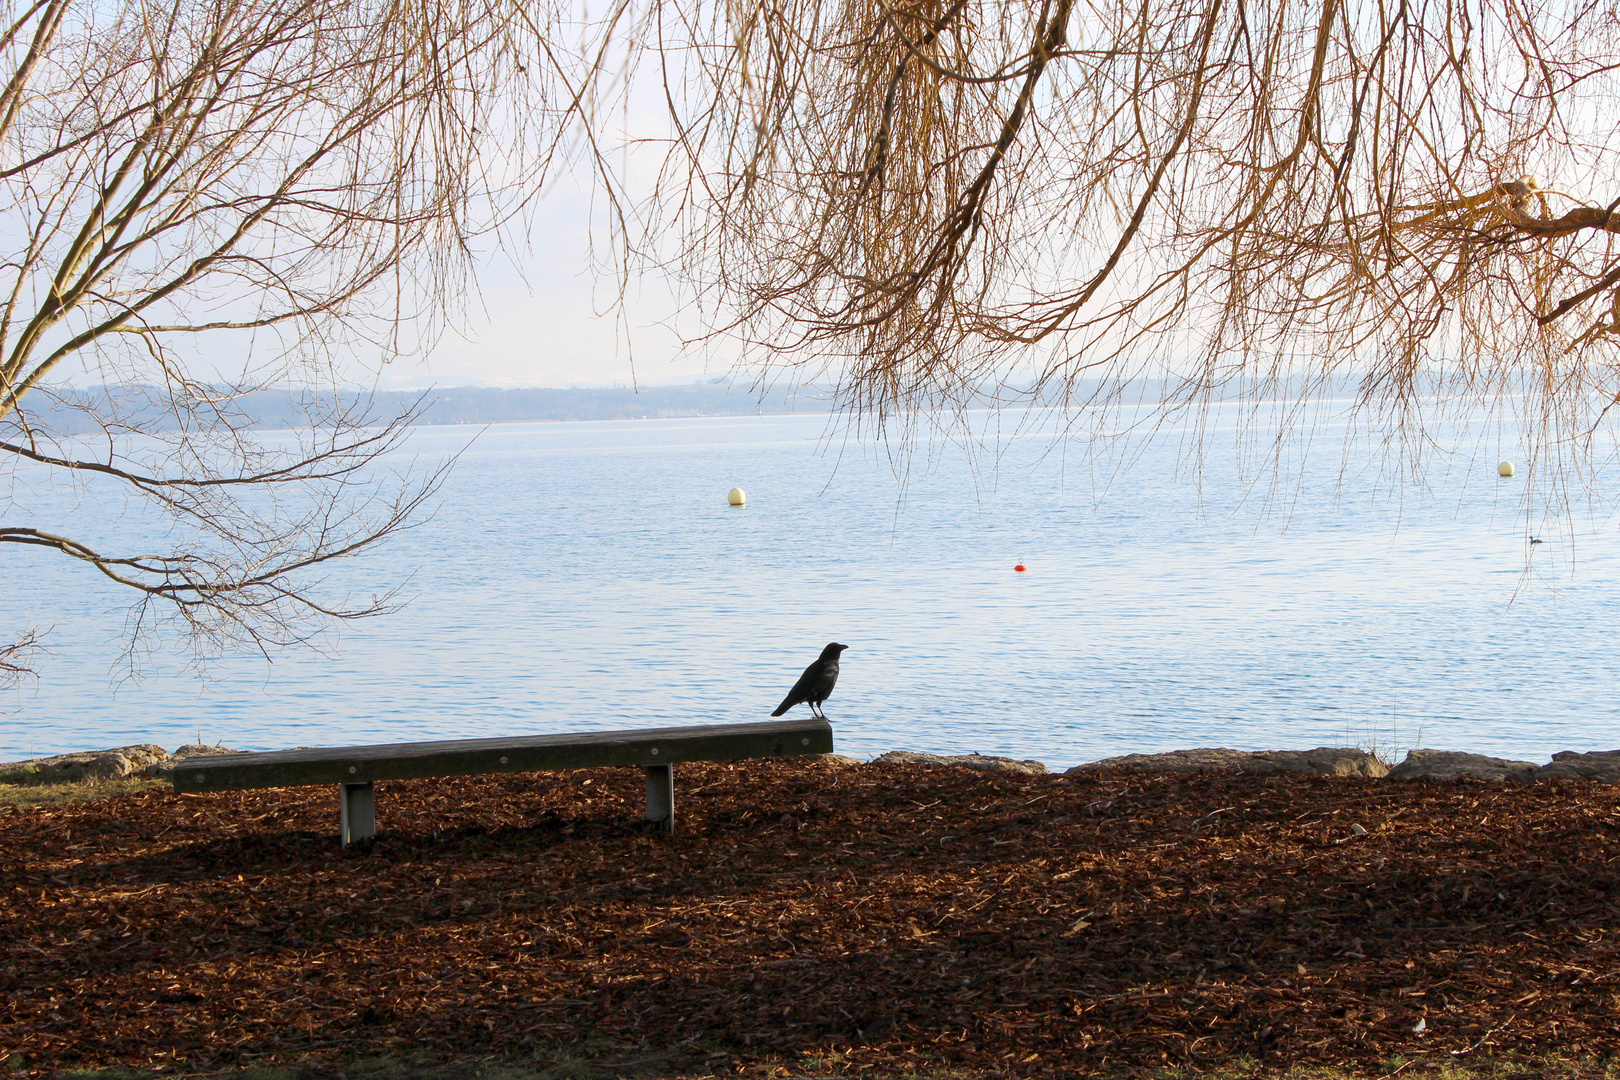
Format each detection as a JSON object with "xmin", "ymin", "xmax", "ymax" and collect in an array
[
  {"xmin": 641, "ymin": 0, "xmax": 1620, "ymax": 487},
  {"xmin": 0, "ymin": 0, "xmax": 604, "ymax": 680}
]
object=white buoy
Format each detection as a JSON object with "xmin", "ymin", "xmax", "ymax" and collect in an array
[
  {"xmin": 727, "ymin": 487, "xmax": 746, "ymax": 506},
  {"xmin": 1498, "ymin": 461, "xmax": 1516, "ymax": 478}
]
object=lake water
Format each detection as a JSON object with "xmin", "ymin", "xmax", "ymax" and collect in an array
[{"xmin": 4, "ymin": 405, "xmax": 1619, "ymax": 769}]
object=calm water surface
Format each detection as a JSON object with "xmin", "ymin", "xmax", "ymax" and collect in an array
[{"xmin": 3, "ymin": 407, "xmax": 1617, "ymax": 768}]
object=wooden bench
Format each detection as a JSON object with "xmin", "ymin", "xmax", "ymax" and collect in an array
[{"xmin": 169, "ymin": 719, "xmax": 835, "ymax": 846}]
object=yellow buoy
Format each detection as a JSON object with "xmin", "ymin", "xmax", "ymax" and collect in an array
[
  {"xmin": 727, "ymin": 487, "xmax": 746, "ymax": 506},
  {"xmin": 1497, "ymin": 461, "xmax": 1515, "ymax": 478}
]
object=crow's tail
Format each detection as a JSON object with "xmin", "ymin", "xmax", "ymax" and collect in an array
[{"xmin": 770, "ymin": 699, "xmax": 793, "ymax": 717}]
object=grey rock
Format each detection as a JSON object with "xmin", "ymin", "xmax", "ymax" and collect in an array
[
  {"xmin": 874, "ymin": 751, "xmax": 952, "ymax": 768},
  {"xmin": 1248, "ymin": 748, "xmax": 1391, "ymax": 779},
  {"xmin": 810, "ymin": 753, "xmax": 863, "ymax": 766},
  {"xmin": 1068, "ymin": 746, "xmax": 1388, "ymax": 779},
  {"xmin": 1388, "ymin": 749, "xmax": 1539, "ymax": 783},
  {"xmin": 0, "ymin": 744, "xmax": 169, "ymax": 784},
  {"xmin": 1537, "ymin": 750, "xmax": 1620, "ymax": 783},
  {"xmin": 141, "ymin": 744, "xmax": 243, "ymax": 779},
  {"xmin": 874, "ymin": 750, "xmax": 1048, "ymax": 775},
  {"xmin": 1068, "ymin": 748, "xmax": 1252, "ymax": 774}
]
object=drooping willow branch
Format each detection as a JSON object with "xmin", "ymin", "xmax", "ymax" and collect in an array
[{"xmin": 644, "ymin": 0, "xmax": 1620, "ymax": 478}]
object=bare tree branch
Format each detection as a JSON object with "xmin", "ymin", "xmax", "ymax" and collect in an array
[
  {"xmin": 0, "ymin": 0, "xmax": 618, "ymax": 678},
  {"xmin": 641, "ymin": 0, "xmax": 1620, "ymax": 489}
]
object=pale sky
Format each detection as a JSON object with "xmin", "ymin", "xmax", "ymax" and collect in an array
[
  {"xmin": 43, "ymin": 179, "xmax": 708, "ymax": 394},
  {"xmin": 381, "ymin": 172, "xmax": 716, "ymax": 392}
]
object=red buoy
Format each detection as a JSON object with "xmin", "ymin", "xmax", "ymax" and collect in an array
[{"xmin": 1014, "ymin": 564, "xmax": 1027, "ymax": 572}]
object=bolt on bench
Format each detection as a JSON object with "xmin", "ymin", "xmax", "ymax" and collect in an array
[{"xmin": 169, "ymin": 719, "xmax": 835, "ymax": 847}]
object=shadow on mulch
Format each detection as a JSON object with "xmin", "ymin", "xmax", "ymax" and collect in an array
[{"xmin": 3, "ymin": 758, "xmax": 1620, "ymax": 1078}]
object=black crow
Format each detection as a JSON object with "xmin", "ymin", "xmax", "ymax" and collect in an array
[{"xmin": 771, "ymin": 642, "xmax": 848, "ymax": 719}]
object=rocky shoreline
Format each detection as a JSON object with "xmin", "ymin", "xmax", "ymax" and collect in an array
[
  {"xmin": 0, "ymin": 743, "xmax": 243, "ymax": 784},
  {"xmin": 881, "ymin": 746, "xmax": 1620, "ymax": 783},
  {"xmin": 7, "ymin": 741, "xmax": 1620, "ymax": 786}
]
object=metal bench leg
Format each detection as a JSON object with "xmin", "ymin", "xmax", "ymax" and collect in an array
[
  {"xmin": 341, "ymin": 781, "xmax": 375, "ymax": 848},
  {"xmin": 644, "ymin": 764, "xmax": 674, "ymax": 834}
]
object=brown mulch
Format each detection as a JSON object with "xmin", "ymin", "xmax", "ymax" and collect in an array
[{"xmin": 2, "ymin": 758, "xmax": 1620, "ymax": 1077}]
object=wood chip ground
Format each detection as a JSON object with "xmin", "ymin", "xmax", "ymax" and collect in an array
[{"xmin": 2, "ymin": 758, "xmax": 1618, "ymax": 1076}]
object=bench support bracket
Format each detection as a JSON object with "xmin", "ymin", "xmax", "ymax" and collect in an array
[
  {"xmin": 341, "ymin": 782, "xmax": 376, "ymax": 848},
  {"xmin": 644, "ymin": 764, "xmax": 674, "ymax": 833}
]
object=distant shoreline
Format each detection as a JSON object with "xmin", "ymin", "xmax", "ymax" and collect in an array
[
  {"xmin": 20, "ymin": 382, "xmax": 840, "ymax": 434},
  {"xmin": 18, "ymin": 375, "xmax": 1400, "ymax": 434}
]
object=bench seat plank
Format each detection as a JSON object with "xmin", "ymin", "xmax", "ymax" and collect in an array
[{"xmin": 171, "ymin": 719, "xmax": 834, "ymax": 793}]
